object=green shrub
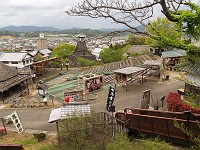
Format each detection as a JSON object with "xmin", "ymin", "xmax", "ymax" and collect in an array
[
  {"xmin": 106, "ymin": 134, "xmax": 134, "ymax": 150},
  {"xmin": 77, "ymin": 57, "xmax": 94, "ymax": 67},
  {"xmin": 33, "ymin": 133, "xmax": 46, "ymax": 142}
]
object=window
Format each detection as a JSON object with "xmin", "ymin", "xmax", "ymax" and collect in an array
[
  {"xmin": 23, "ymin": 61, "xmax": 25, "ymax": 65},
  {"xmin": 2, "ymin": 61, "xmax": 8, "ymax": 64},
  {"xmin": 11, "ymin": 62, "xmax": 18, "ymax": 64}
]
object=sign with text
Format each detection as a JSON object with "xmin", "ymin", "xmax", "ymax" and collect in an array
[
  {"xmin": 106, "ymin": 86, "xmax": 115, "ymax": 112},
  {"xmin": 84, "ymin": 75, "xmax": 103, "ymax": 95},
  {"xmin": 143, "ymin": 89, "xmax": 151, "ymax": 106},
  {"xmin": 10, "ymin": 111, "xmax": 24, "ymax": 134}
]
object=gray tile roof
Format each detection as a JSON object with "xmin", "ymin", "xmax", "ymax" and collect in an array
[
  {"xmin": 182, "ymin": 63, "xmax": 200, "ymax": 76},
  {"xmin": 0, "ymin": 61, "xmax": 18, "ymax": 82},
  {"xmin": 114, "ymin": 66, "xmax": 146, "ymax": 75},
  {"xmin": 39, "ymin": 49, "xmax": 52, "ymax": 56},
  {"xmin": 162, "ymin": 50, "xmax": 186, "ymax": 58},
  {"xmin": 0, "ymin": 52, "xmax": 32, "ymax": 62},
  {"xmin": 127, "ymin": 45, "xmax": 151, "ymax": 54}
]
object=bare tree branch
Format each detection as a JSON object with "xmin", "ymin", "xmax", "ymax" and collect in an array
[{"xmin": 66, "ymin": 0, "xmax": 190, "ymax": 37}]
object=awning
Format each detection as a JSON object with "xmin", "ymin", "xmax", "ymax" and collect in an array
[
  {"xmin": 114, "ymin": 67, "xmax": 146, "ymax": 75},
  {"xmin": 49, "ymin": 102, "xmax": 91, "ymax": 123},
  {"xmin": 162, "ymin": 50, "xmax": 186, "ymax": 58}
]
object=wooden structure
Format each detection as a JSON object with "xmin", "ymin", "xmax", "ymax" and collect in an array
[
  {"xmin": 162, "ymin": 50, "xmax": 186, "ymax": 71},
  {"xmin": 114, "ymin": 67, "xmax": 149, "ymax": 91},
  {"xmin": 0, "ymin": 118, "xmax": 7, "ymax": 136},
  {"xmin": 182, "ymin": 63, "xmax": 200, "ymax": 95},
  {"xmin": 84, "ymin": 75, "xmax": 103, "ymax": 95},
  {"xmin": 143, "ymin": 60, "xmax": 162, "ymax": 78},
  {"xmin": 30, "ymin": 57, "xmax": 62, "ymax": 75},
  {"xmin": 64, "ymin": 89, "xmax": 84, "ymax": 101},
  {"xmin": 0, "ymin": 62, "xmax": 30, "ymax": 103},
  {"xmin": 115, "ymin": 108, "xmax": 200, "ymax": 146},
  {"xmin": 69, "ymin": 35, "xmax": 96, "ymax": 67},
  {"xmin": 0, "ymin": 144, "xmax": 25, "ymax": 150}
]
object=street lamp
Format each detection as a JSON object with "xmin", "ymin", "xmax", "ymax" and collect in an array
[
  {"xmin": 66, "ymin": 62, "xmax": 69, "ymax": 71},
  {"xmin": 37, "ymin": 80, "xmax": 48, "ymax": 96}
]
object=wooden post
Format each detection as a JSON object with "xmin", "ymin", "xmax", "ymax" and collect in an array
[
  {"xmin": 56, "ymin": 122, "xmax": 60, "ymax": 143},
  {"xmin": 1, "ymin": 117, "xmax": 7, "ymax": 135},
  {"xmin": 142, "ymin": 71, "xmax": 144, "ymax": 85}
]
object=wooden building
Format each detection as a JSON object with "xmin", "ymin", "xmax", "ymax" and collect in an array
[
  {"xmin": 0, "ymin": 62, "xmax": 30, "ymax": 103},
  {"xmin": 69, "ymin": 35, "xmax": 96, "ymax": 67}
]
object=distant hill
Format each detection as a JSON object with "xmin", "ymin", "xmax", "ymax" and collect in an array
[
  {"xmin": 99, "ymin": 25, "xmax": 145, "ymax": 32},
  {"xmin": 0, "ymin": 25, "xmax": 61, "ymax": 32}
]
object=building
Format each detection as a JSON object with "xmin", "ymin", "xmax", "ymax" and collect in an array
[
  {"xmin": 0, "ymin": 52, "xmax": 33, "ymax": 69},
  {"xmin": 39, "ymin": 49, "xmax": 52, "ymax": 59},
  {"xmin": 0, "ymin": 62, "xmax": 30, "ymax": 103},
  {"xmin": 69, "ymin": 35, "xmax": 96, "ymax": 67},
  {"xmin": 37, "ymin": 33, "xmax": 48, "ymax": 50}
]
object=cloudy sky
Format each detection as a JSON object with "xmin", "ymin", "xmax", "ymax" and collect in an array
[{"xmin": 0, "ymin": 0, "xmax": 198, "ymax": 29}]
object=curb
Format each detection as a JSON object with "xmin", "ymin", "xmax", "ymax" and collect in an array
[{"xmin": 6, "ymin": 127, "xmax": 57, "ymax": 136}]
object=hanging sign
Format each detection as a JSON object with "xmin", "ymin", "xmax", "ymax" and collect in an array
[{"xmin": 106, "ymin": 86, "xmax": 115, "ymax": 112}]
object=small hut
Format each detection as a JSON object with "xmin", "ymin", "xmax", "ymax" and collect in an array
[{"xmin": 0, "ymin": 62, "xmax": 30, "ymax": 103}]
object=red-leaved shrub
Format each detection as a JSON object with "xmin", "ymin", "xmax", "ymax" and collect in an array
[{"xmin": 166, "ymin": 92, "xmax": 200, "ymax": 114}]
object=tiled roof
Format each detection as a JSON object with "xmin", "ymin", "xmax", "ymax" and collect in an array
[
  {"xmin": 182, "ymin": 63, "xmax": 200, "ymax": 76},
  {"xmin": 162, "ymin": 50, "xmax": 186, "ymax": 58},
  {"xmin": 49, "ymin": 102, "xmax": 90, "ymax": 123},
  {"xmin": 0, "ymin": 61, "xmax": 18, "ymax": 82},
  {"xmin": 114, "ymin": 66, "xmax": 146, "ymax": 75},
  {"xmin": 0, "ymin": 52, "xmax": 32, "ymax": 62},
  {"xmin": 127, "ymin": 45, "xmax": 151, "ymax": 54}
]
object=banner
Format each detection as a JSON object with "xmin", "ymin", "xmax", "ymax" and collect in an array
[
  {"xmin": 10, "ymin": 111, "xmax": 24, "ymax": 134},
  {"xmin": 106, "ymin": 86, "xmax": 115, "ymax": 111}
]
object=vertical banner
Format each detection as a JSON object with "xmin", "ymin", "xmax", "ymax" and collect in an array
[
  {"xmin": 106, "ymin": 86, "xmax": 115, "ymax": 112},
  {"xmin": 10, "ymin": 111, "xmax": 24, "ymax": 134}
]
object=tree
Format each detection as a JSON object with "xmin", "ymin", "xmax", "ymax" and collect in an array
[
  {"xmin": 100, "ymin": 46, "xmax": 125, "ymax": 63},
  {"xmin": 33, "ymin": 53, "xmax": 44, "ymax": 62},
  {"xmin": 76, "ymin": 57, "xmax": 94, "ymax": 67},
  {"xmin": 66, "ymin": 0, "xmax": 200, "ymax": 63},
  {"xmin": 145, "ymin": 17, "xmax": 182, "ymax": 48},
  {"xmin": 52, "ymin": 42, "xmax": 75, "ymax": 61},
  {"xmin": 126, "ymin": 34, "xmax": 147, "ymax": 45}
]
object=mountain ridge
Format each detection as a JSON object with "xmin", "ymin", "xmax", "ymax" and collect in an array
[{"xmin": 0, "ymin": 25, "xmax": 145, "ymax": 32}]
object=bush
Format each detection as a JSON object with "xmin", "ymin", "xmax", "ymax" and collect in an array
[
  {"xmin": 33, "ymin": 133, "xmax": 46, "ymax": 142},
  {"xmin": 166, "ymin": 92, "xmax": 200, "ymax": 114},
  {"xmin": 76, "ymin": 57, "xmax": 94, "ymax": 67},
  {"xmin": 106, "ymin": 134, "xmax": 134, "ymax": 150}
]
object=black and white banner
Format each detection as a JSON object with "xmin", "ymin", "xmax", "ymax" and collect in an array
[
  {"xmin": 10, "ymin": 111, "xmax": 24, "ymax": 134},
  {"xmin": 106, "ymin": 86, "xmax": 115, "ymax": 112}
]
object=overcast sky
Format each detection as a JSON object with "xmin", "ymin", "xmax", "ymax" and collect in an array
[{"xmin": 0, "ymin": 0, "xmax": 198, "ymax": 29}]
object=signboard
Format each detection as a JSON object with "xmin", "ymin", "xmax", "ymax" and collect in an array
[
  {"xmin": 84, "ymin": 75, "xmax": 103, "ymax": 95},
  {"xmin": 106, "ymin": 86, "xmax": 115, "ymax": 112},
  {"xmin": 64, "ymin": 89, "xmax": 83, "ymax": 101},
  {"xmin": 143, "ymin": 89, "xmax": 151, "ymax": 106},
  {"xmin": 10, "ymin": 111, "xmax": 24, "ymax": 134},
  {"xmin": 139, "ymin": 98, "xmax": 149, "ymax": 109}
]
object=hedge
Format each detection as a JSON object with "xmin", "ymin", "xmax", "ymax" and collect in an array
[{"xmin": 166, "ymin": 92, "xmax": 200, "ymax": 114}]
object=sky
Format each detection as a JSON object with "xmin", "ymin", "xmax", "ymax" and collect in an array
[{"xmin": 0, "ymin": 0, "xmax": 198, "ymax": 29}]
